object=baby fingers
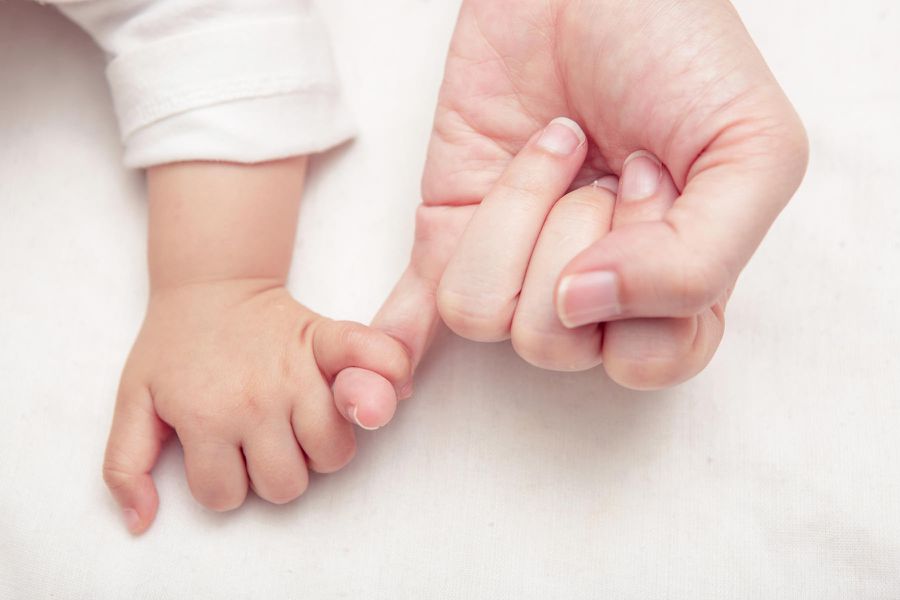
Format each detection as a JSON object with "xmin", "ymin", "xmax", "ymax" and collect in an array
[{"xmin": 315, "ymin": 321, "xmax": 412, "ymax": 431}]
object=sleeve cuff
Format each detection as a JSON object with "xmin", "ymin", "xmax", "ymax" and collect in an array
[
  {"xmin": 122, "ymin": 93, "xmax": 355, "ymax": 168},
  {"xmin": 104, "ymin": 16, "xmax": 354, "ymax": 167}
]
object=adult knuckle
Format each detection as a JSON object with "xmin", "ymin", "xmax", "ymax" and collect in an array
[
  {"xmin": 512, "ymin": 325, "xmax": 601, "ymax": 372},
  {"xmin": 437, "ymin": 285, "xmax": 513, "ymax": 342},
  {"xmin": 605, "ymin": 356, "xmax": 683, "ymax": 391},
  {"xmin": 510, "ymin": 323, "xmax": 554, "ymax": 365}
]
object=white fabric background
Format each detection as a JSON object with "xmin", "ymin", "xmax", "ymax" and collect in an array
[{"xmin": 1, "ymin": 0, "xmax": 898, "ymax": 598}]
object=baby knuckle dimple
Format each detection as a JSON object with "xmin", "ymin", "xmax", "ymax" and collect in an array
[{"xmin": 236, "ymin": 394, "xmax": 274, "ymax": 424}]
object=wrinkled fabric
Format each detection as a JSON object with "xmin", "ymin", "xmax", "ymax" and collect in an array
[{"xmin": 46, "ymin": 0, "xmax": 354, "ymax": 167}]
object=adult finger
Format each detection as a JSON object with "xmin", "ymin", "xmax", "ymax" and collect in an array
[
  {"xmin": 511, "ymin": 176, "xmax": 618, "ymax": 371},
  {"xmin": 437, "ymin": 117, "xmax": 588, "ymax": 342},
  {"xmin": 331, "ymin": 204, "xmax": 474, "ymax": 426}
]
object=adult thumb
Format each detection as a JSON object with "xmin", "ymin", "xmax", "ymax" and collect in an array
[{"xmin": 556, "ymin": 120, "xmax": 808, "ymax": 327}]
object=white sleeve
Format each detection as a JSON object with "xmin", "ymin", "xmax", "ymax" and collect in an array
[{"xmin": 45, "ymin": 0, "xmax": 354, "ymax": 168}]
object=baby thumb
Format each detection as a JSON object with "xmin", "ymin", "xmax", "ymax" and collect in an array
[{"xmin": 102, "ymin": 386, "xmax": 168, "ymax": 535}]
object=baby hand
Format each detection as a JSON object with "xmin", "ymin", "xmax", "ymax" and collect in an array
[{"xmin": 103, "ymin": 278, "xmax": 410, "ymax": 534}]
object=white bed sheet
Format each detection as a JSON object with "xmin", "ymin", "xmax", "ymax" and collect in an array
[{"xmin": 1, "ymin": 0, "xmax": 899, "ymax": 598}]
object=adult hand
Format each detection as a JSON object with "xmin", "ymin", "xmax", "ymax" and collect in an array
[{"xmin": 333, "ymin": 0, "xmax": 807, "ymax": 421}]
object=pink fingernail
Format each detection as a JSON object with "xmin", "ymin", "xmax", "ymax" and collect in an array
[
  {"xmin": 557, "ymin": 271, "xmax": 621, "ymax": 328},
  {"xmin": 398, "ymin": 381, "xmax": 414, "ymax": 400},
  {"xmin": 592, "ymin": 175, "xmax": 619, "ymax": 194},
  {"xmin": 620, "ymin": 151, "xmax": 662, "ymax": 201},
  {"xmin": 122, "ymin": 508, "xmax": 141, "ymax": 534},
  {"xmin": 536, "ymin": 117, "xmax": 586, "ymax": 156},
  {"xmin": 351, "ymin": 405, "xmax": 380, "ymax": 431}
]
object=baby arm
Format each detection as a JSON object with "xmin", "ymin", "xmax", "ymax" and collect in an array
[
  {"xmin": 105, "ymin": 159, "xmax": 411, "ymax": 534},
  {"xmin": 42, "ymin": 0, "xmax": 406, "ymax": 533}
]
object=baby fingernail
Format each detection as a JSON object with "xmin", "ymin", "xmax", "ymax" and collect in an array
[
  {"xmin": 122, "ymin": 508, "xmax": 141, "ymax": 534},
  {"xmin": 536, "ymin": 117, "xmax": 586, "ymax": 156},
  {"xmin": 592, "ymin": 175, "xmax": 619, "ymax": 194},
  {"xmin": 352, "ymin": 405, "xmax": 380, "ymax": 431},
  {"xmin": 557, "ymin": 271, "xmax": 621, "ymax": 328},
  {"xmin": 399, "ymin": 381, "xmax": 414, "ymax": 400},
  {"xmin": 620, "ymin": 151, "xmax": 662, "ymax": 201}
]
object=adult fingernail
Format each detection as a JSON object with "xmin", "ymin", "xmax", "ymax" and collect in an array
[
  {"xmin": 557, "ymin": 271, "xmax": 621, "ymax": 328},
  {"xmin": 352, "ymin": 405, "xmax": 380, "ymax": 431},
  {"xmin": 122, "ymin": 508, "xmax": 141, "ymax": 534},
  {"xmin": 536, "ymin": 117, "xmax": 586, "ymax": 156},
  {"xmin": 592, "ymin": 175, "xmax": 619, "ymax": 194},
  {"xmin": 620, "ymin": 151, "xmax": 662, "ymax": 201}
]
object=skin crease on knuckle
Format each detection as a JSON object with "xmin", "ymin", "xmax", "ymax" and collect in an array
[
  {"xmin": 511, "ymin": 329, "xmax": 602, "ymax": 372},
  {"xmin": 606, "ymin": 356, "xmax": 688, "ymax": 392},
  {"xmin": 436, "ymin": 285, "xmax": 515, "ymax": 341},
  {"xmin": 605, "ymin": 332, "xmax": 713, "ymax": 391},
  {"xmin": 102, "ymin": 459, "xmax": 134, "ymax": 492}
]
